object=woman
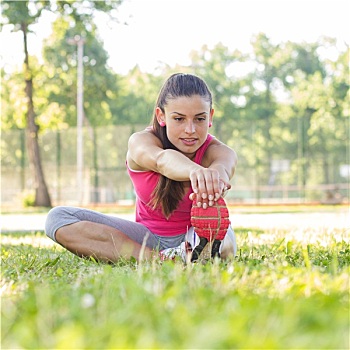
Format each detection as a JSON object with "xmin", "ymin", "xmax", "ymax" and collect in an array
[{"xmin": 45, "ymin": 73, "xmax": 238, "ymax": 263}]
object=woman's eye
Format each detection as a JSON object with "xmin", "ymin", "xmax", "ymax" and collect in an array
[{"xmin": 174, "ymin": 117, "xmax": 183, "ymax": 122}]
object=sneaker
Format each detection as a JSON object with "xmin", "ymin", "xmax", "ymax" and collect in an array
[
  {"xmin": 191, "ymin": 197, "xmax": 230, "ymax": 259},
  {"xmin": 191, "ymin": 197, "xmax": 230, "ymax": 241},
  {"xmin": 159, "ymin": 241, "xmax": 192, "ymax": 263},
  {"xmin": 159, "ymin": 227, "xmax": 200, "ymax": 263}
]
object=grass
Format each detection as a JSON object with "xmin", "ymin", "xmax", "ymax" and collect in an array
[{"xmin": 1, "ymin": 226, "xmax": 349, "ymax": 349}]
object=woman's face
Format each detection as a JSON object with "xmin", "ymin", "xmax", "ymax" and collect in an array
[{"xmin": 156, "ymin": 95, "xmax": 214, "ymax": 158}]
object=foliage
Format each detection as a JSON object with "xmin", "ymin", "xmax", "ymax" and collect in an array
[
  {"xmin": 1, "ymin": 0, "xmax": 125, "ymax": 129},
  {"xmin": 111, "ymin": 67, "xmax": 164, "ymax": 125},
  {"xmin": 41, "ymin": 17, "xmax": 118, "ymax": 127},
  {"xmin": 1, "ymin": 227, "xmax": 349, "ymax": 349},
  {"xmin": 1, "ymin": 7, "xmax": 349, "ymax": 198},
  {"xmin": 21, "ymin": 191, "xmax": 35, "ymax": 207},
  {"xmin": 1, "ymin": 0, "xmax": 125, "ymax": 207},
  {"xmin": 1, "ymin": 68, "xmax": 27, "ymax": 129}
]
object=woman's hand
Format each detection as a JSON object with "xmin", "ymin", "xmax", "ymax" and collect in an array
[
  {"xmin": 220, "ymin": 180, "xmax": 231, "ymax": 198},
  {"xmin": 189, "ymin": 169, "xmax": 231, "ymax": 209}
]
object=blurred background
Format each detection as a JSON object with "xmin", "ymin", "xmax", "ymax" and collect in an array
[{"xmin": 1, "ymin": 0, "xmax": 349, "ymax": 208}]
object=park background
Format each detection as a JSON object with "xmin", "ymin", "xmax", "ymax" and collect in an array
[
  {"xmin": 1, "ymin": 1, "xmax": 349, "ymax": 349},
  {"xmin": 1, "ymin": 0, "xmax": 349, "ymax": 209}
]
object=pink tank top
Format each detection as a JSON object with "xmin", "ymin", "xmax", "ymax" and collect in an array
[{"xmin": 127, "ymin": 134, "xmax": 214, "ymax": 236}]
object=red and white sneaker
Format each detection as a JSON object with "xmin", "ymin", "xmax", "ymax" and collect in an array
[{"xmin": 190, "ymin": 197, "xmax": 230, "ymax": 261}]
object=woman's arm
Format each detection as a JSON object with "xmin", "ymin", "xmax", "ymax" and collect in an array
[
  {"xmin": 205, "ymin": 138, "xmax": 237, "ymax": 184},
  {"xmin": 189, "ymin": 139, "xmax": 238, "ymax": 206},
  {"xmin": 127, "ymin": 130, "xmax": 237, "ymax": 207},
  {"xmin": 127, "ymin": 130, "xmax": 203, "ymax": 180}
]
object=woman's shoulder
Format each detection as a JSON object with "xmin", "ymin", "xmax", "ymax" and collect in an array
[
  {"xmin": 202, "ymin": 136, "xmax": 236, "ymax": 162},
  {"xmin": 128, "ymin": 127, "xmax": 160, "ymax": 145},
  {"xmin": 130, "ymin": 126, "xmax": 152, "ymax": 138},
  {"xmin": 207, "ymin": 135, "xmax": 225, "ymax": 147},
  {"xmin": 127, "ymin": 127, "xmax": 163, "ymax": 171}
]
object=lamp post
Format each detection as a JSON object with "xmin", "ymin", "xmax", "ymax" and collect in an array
[{"xmin": 67, "ymin": 35, "xmax": 85, "ymax": 204}]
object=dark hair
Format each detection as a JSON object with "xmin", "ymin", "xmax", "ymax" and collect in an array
[{"xmin": 150, "ymin": 73, "xmax": 213, "ymax": 217}]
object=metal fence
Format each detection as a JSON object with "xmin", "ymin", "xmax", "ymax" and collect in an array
[{"xmin": 1, "ymin": 126, "xmax": 349, "ymax": 207}]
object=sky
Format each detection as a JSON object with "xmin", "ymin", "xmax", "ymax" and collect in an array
[{"xmin": 1, "ymin": 0, "xmax": 349, "ymax": 75}]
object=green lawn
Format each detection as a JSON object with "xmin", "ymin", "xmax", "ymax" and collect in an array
[{"xmin": 1, "ymin": 226, "xmax": 349, "ymax": 349}]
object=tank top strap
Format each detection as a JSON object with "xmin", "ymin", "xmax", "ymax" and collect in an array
[{"xmin": 194, "ymin": 134, "xmax": 214, "ymax": 165}]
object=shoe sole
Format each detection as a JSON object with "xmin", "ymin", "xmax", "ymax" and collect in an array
[{"xmin": 190, "ymin": 197, "xmax": 230, "ymax": 261}]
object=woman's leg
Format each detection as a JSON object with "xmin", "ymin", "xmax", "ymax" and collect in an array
[
  {"xmin": 45, "ymin": 206, "xmax": 159, "ymax": 262},
  {"xmin": 56, "ymin": 221, "xmax": 154, "ymax": 262}
]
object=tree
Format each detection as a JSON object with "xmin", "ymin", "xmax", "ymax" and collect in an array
[
  {"xmin": 1, "ymin": 1, "xmax": 52, "ymax": 206},
  {"xmin": 1, "ymin": 0, "xmax": 123, "ymax": 206},
  {"xmin": 188, "ymin": 43, "xmax": 242, "ymax": 141},
  {"xmin": 112, "ymin": 66, "xmax": 163, "ymax": 125},
  {"xmin": 42, "ymin": 17, "xmax": 118, "ymax": 127},
  {"xmin": 288, "ymin": 43, "xmax": 349, "ymax": 186}
]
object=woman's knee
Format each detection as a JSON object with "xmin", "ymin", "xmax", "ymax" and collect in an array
[{"xmin": 45, "ymin": 206, "xmax": 79, "ymax": 243}]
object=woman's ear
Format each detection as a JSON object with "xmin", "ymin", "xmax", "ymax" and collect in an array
[
  {"xmin": 155, "ymin": 107, "xmax": 165, "ymax": 125},
  {"xmin": 209, "ymin": 108, "xmax": 214, "ymax": 124}
]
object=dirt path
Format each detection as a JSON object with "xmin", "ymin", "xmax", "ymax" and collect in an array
[{"xmin": 1, "ymin": 210, "xmax": 349, "ymax": 232}]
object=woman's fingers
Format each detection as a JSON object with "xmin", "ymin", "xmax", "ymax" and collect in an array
[
  {"xmin": 219, "ymin": 180, "xmax": 231, "ymax": 197},
  {"xmin": 189, "ymin": 169, "xmax": 222, "ymax": 208}
]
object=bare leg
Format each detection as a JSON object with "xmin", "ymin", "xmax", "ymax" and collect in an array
[{"xmin": 56, "ymin": 221, "xmax": 154, "ymax": 263}]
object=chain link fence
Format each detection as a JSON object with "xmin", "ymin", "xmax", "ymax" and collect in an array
[{"xmin": 1, "ymin": 126, "xmax": 349, "ymax": 207}]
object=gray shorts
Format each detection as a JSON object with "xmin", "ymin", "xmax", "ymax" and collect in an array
[{"xmin": 45, "ymin": 206, "xmax": 188, "ymax": 250}]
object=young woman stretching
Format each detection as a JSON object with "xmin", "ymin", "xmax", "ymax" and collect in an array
[{"xmin": 45, "ymin": 73, "xmax": 238, "ymax": 262}]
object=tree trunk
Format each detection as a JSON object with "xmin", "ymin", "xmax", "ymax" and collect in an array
[{"xmin": 22, "ymin": 22, "xmax": 52, "ymax": 207}]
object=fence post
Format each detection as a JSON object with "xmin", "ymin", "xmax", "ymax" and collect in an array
[
  {"xmin": 92, "ymin": 126, "xmax": 99, "ymax": 203},
  {"xmin": 20, "ymin": 129, "xmax": 25, "ymax": 191},
  {"xmin": 56, "ymin": 131, "xmax": 61, "ymax": 204}
]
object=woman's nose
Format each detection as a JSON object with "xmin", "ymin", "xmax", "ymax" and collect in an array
[{"xmin": 185, "ymin": 121, "xmax": 195, "ymax": 134}]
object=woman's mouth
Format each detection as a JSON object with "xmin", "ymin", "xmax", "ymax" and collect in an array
[{"xmin": 181, "ymin": 138, "xmax": 197, "ymax": 146}]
